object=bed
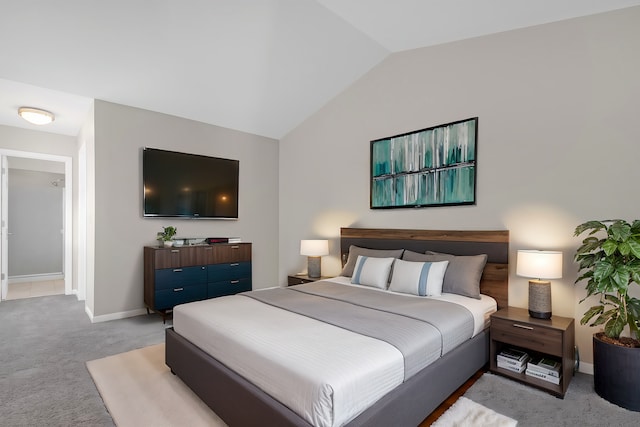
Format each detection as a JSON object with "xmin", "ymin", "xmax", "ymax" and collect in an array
[{"xmin": 165, "ymin": 228, "xmax": 509, "ymax": 427}]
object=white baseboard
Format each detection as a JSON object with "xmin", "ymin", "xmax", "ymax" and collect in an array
[
  {"xmin": 85, "ymin": 305, "xmax": 148, "ymax": 323},
  {"xmin": 578, "ymin": 362, "xmax": 594, "ymax": 375},
  {"xmin": 9, "ymin": 273, "xmax": 64, "ymax": 283}
]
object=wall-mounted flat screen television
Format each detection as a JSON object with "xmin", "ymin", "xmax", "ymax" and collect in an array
[{"xmin": 143, "ymin": 148, "xmax": 239, "ymax": 219}]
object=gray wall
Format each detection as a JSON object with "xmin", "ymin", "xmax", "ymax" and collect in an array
[
  {"xmin": 0, "ymin": 125, "xmax": 77, "ymax": 157},
  {"xmin": 7, "ymin": 168, "xmax": 64, "ymax": 277},
  {"xmin": 90, "ymin": 101, "xmax": 279, "ymax": 317},
  {"xmin": 278, "ymin": 7, "xmax": 640, "ymax": 365}
]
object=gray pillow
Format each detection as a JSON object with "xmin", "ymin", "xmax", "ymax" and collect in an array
[
  {"xmin": 401, "ymin": 250, "xmax": 488, "ymax": 299},
  {"xmin": 341, "ymin": 245, "xmax": 404, "ymax": 277}
]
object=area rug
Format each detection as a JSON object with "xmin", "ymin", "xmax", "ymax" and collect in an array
[
  {"xmin": 86, "ymin": 343, "xmax": 226, "ymax": 427},
  {"xmin": 432, "ymin": 397, "xmax": 517, "ymax": 427}
]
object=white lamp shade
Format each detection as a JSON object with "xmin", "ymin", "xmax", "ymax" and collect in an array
[
  {"xmin": 516, "ymin": 250, "xmax": 563, "ymax": 279},
  {"xmin": 300, "ymin": 239, "xmax": 329, "ymax": 256}
]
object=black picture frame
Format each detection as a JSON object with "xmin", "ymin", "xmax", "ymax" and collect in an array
[{"xmin": 370, "ymin": 117, "xmax": 478, "ymax": 209}]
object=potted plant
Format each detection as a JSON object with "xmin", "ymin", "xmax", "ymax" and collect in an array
[
  {"xmin": 574, "ymin": 219, "xmax": 640, "ymax": 411},
  {"xmin": 158, "ymin": 226, "xmax": 177, "ymax": 247}
]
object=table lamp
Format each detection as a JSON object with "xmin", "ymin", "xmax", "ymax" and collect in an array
[
  {"xmin": 516, "ymin": 250, "xmax": 563, "ymax": 319},
  {"xmin": 300, "ymin": 240, "xmax": 329, "ymax": 278}
]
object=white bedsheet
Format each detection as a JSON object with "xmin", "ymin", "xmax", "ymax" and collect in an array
[
  {"xmin": 173, "ymin": 280, "xmax": 497, "ymax": 427},
  {"xmin": 174, "ymin": 296, "xmax": 404, "ymax": 427}
]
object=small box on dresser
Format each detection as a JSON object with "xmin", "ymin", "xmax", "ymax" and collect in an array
[{"xmin": 489, "ymin": 306, "xmax": 574, "ymax": 398}]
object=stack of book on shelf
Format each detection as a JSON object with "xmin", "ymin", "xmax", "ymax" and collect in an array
[
  {"xmin": 526, "ymin": 356, "xmax": 562, "ymax": 385},
  {"xmin": 497, "ymin": 348, "xmax": 529, "ymax": 373}
]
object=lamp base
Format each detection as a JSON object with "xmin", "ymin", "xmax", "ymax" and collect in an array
[
  {"xmin": 307, "ymin": 256, "xmax": 321, "ymax": 278},
  {"xmin": 529, "ymin": 309, "xmax": 552, "ymax": 319},
  {"xmin": 529, "ymin": 279, "xmax": 552, "ymax": 320}
]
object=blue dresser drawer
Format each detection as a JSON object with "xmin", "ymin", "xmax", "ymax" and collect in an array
[
  {"xmin": 208, "ymin": 262, "xmax": 251, "ymax": 282},
  {"xmin": 155, "ymin": 284, "xmax": 207, "ymax": 310},
  {"xmin": 208, "ymin": 278, "xmax": 252, "ymax": 298},
  {"xmin": 155, "ymin": 266, "xmax": 207, "ymax": 290}
]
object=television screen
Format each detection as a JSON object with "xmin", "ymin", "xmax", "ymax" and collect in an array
[{"xmin": 143, "ymin": 148, "xmax": 239, "ymax": 219}]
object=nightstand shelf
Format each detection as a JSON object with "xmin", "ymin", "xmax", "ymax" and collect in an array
[
  {"xmin": 490, "ymin": 306, "xmax": 575, "ymax": 398},
  {"xmin": 287, "ymin": 274, "xmax": 332, "ymax": 286}
]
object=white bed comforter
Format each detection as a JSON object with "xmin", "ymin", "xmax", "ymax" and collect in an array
[{"xmin": 173, "ymin": 278, "xmax": 496, "ymax": 427}]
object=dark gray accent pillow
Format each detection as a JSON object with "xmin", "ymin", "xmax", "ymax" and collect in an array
[
  {"xmin": 341, "ymin": 245, "xmax": 404, "ymax": 277},
  {"xmin": 401, "ymin": 250, "xmax": 488, "ymax": 299}
]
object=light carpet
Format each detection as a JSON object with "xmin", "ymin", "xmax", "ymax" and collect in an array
[
  {"xmin": 87, "ymin": 343, "xmax": 226, "ymax": 427},
  {"xmin": 1, "ymin": 294, "xmax": 166, "ymax": 426},
  {"xmin": 432, "ymin": 397, "xmax": 517, "ymax": 427}
]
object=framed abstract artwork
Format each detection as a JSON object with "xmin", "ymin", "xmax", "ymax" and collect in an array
[{"xmin": 370, "ymin": 117, "xmax": 478, "ymax": 209}]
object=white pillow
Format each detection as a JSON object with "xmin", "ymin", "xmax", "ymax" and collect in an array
[
  {"xmin": 351, "ymin": 256, "xmax": 395, "ymax": 289},
  {"xmin": 389, "ymin": 259, "xmax": 449, "ymax": 296}
]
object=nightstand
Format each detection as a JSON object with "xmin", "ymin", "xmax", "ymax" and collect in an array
[
  {"xmin": 490, "ymin": 306, "xmax": 575, "ymax": 398},
  {"xmin": 287, "ymin": 274, "xmax": 332, "ymax": 286}
]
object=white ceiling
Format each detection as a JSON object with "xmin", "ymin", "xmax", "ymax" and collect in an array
[{"xmin": 1, "ymin": 0, "xmax": 639, "ymax": 139}]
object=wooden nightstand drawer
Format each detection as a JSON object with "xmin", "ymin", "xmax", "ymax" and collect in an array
[
  {"xmin": 287, "ymin": 275, "xmax": 332, "ymax": 286},
  {"xmin": 491, "ymin": 317, "xmax": 563, "ymax": 356},
  {"xmin": 288, "ymin": 276, "xmax": 313, "ymax": 286}
]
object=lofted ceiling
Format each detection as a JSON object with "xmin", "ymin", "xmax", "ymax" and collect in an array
[{"xmin": 1, "ymin": 0, "xmax": 639, "ymax": 139}]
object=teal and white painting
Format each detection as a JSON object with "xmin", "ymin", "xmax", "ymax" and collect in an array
[{"xmin": 371, "ymin": 117, "xmax": 477, "ymax": 208}]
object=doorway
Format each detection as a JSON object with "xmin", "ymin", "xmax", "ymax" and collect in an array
[{"xmin": 0, "ymin": 150, "xmax": 72, "ymax": 302}]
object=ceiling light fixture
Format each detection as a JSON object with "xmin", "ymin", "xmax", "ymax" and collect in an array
[{"xmin": 18, "ymin": 107, "xmax": 55, "ymax": 125}]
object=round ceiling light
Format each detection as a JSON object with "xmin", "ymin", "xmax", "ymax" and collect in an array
[{"xmin": 18, "ymin": 107, "xmax": 55, "ymax": 125}]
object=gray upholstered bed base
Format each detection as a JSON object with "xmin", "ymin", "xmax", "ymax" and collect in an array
[{"xmin": 165, "ymin": 326, "xmax": 489, "ymax": 427}]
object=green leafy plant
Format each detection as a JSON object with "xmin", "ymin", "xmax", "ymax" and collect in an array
[
  {"xmin": 574, "ymin": 219, "xmax": 640, "ymax": 341},
  {"xmin": 158, "ymin": 226, "xmax": 177, "ymax": 242}
]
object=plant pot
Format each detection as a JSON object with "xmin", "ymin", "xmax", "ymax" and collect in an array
[
  {"xmin": 593, "ymin": 333, "xmax": 640, "ymax": 411},
  {"xmin": 163, "ymin": 241, "xmax": 174, "ymax": 247}
]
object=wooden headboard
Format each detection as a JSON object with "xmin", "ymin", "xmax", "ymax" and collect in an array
[{"xmin": 340, "ymin": 228, "xmax": 509, "ymax": 309}]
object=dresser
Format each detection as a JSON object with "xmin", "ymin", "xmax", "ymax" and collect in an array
[{"xmin": 144, "ymin": 243, "xmax": 252, "ymax": 320}]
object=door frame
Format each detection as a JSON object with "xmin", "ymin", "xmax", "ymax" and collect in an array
[{"xmin": 0, "ymin": 149, "xmax": 73, "ymax": 301}]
